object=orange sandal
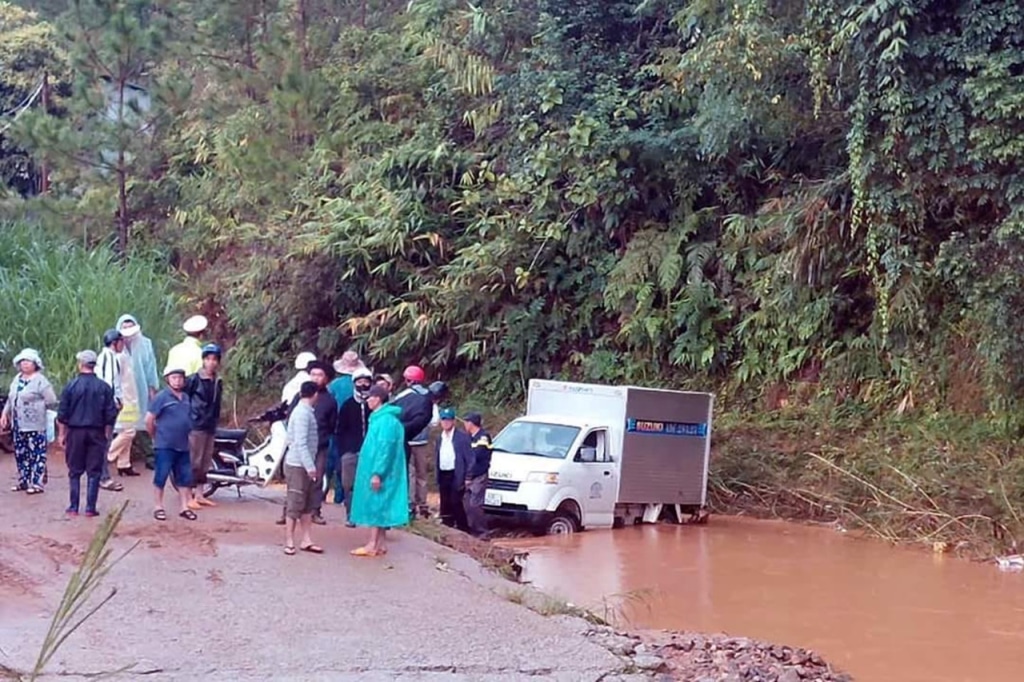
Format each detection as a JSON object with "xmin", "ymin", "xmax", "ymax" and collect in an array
[{"xmin": 349, "ymin": 547, "xmax": 378, "ymax": 557}]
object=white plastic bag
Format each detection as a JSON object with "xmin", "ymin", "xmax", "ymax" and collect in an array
[{"xmin": 45, "ymin": 409, "xmax": 56, "ymax": 443}]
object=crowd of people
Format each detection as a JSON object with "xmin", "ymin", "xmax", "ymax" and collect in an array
[{"xmin": 3, "ymin": 314, "xmax": 493, "ymax": 556}]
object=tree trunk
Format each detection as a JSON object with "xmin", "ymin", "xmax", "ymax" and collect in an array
[
  {"xmin": 295, "ymin": 0, "xmax": 309, "ymax": 68},
  {"xmin": 116, "ymin": 78, "xmax": 128, "ymax": 258},
  {"xmin": 39, "ymin": 71, "xmax": 50, "ymax": 194},
  {"xmin": 117, "ymin": 161, "xmax": 128, "ymax": 259}
]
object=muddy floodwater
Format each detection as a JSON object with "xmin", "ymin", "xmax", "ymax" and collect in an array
[{"xmin": 502, "ymin": 517, "xmax": 1024, "ymax": 682}]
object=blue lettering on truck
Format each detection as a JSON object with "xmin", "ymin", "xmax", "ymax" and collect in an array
[{"xmin": 626, "ymin": 418, "xmax": 707, "ymax": 437}]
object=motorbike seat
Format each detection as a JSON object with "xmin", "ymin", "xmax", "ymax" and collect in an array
[{"xmin": 215, "ymin": 428, "xmax": 248, "ymax": 444}]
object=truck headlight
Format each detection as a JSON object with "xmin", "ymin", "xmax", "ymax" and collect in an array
[{"xmin": 526, "ymin": 471, "xmax": 559, "ymax": 484}]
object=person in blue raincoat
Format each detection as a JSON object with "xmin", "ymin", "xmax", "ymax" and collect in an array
[
  {"xmin": 349, "ymin": 384, "xmax": 409, "ymax": 557},
  {"xmin": 115, "ymin": 314, "xmax": 160, "ymax": 427}
]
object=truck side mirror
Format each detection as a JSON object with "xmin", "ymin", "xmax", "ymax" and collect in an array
[{"xmin": 578, "ymin": 446, "xmax": 597, "ymax": 463}]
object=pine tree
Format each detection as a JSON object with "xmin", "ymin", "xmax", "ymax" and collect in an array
[{"xmin": 16, "ymin": 0, "xmax": 184, "ymax": 254}]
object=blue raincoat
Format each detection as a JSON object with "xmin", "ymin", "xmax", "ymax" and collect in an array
[
  {"xmin": 349, "ymin": 403, "xmax": 409, "ymax": 528},
  {"xmin": 116, "ymin": 314, "xmax": 160, "ymax": 430}
]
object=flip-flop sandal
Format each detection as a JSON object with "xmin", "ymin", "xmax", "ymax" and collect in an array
[
  {"xmin": 179, "ymin": 509, "xmax": 198, "ymax": 521},
  {"xmin": 284, "ymin": 546, "xmax": 296, "ymax": 556},
  {"xmin": 100, "ymin": 480, "xmax": 124, "ymax": 492},
  {"xmin": 300, "ymin": 544, "xmax": 324, "ymax": 554},
  {"xmin": 349, "ymin": 547, "xmax": 378, "ymax": 557},
  {"xmin": 10, "ymin": 484, "xmax": 26, "ymax": 492},
  {"xmin": 25, "ymin": 487, "xmax": 41, "ymax": 495},
  {"xmin": 154, "ymin": 509, "xmax": 167, "ymax": 521}
]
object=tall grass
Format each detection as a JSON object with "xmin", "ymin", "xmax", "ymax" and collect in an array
[{"xmin": 0, "ymin": 223, "xmax": 179, "ymax": 387}]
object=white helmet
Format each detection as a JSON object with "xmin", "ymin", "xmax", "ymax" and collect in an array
[{"xmin": 294, "ymin": 351, "xmax": 317, "ymax": 371}]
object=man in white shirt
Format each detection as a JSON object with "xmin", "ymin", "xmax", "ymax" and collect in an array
[
  {"xmin": 434, "ymin": 407, "xmax": 470, "ymax": 531},
  {"xmin": 97, "ymin": 329, "xmax": 125, "ymax": 492},
  {"xmin": 281, "ymin": 351, "xmax": 317, "ymax": 405}
]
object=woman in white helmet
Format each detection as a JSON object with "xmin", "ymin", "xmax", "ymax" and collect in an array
[{"xmin": 281, "ymin": 352, "xmax": 317, "ymax": 406}]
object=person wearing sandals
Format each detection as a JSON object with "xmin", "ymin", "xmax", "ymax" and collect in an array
[
  {"xmin": 146, "ymin": 367, "xmax": 196, "ymax": 521},
  {"xmin": 184, "ymin": 344, "xmax": 223, "ymax": 511},
  {"xmin": 56, "ymin": 351, "xmax": 118, "ymax": 517},
  {"xmin": 349, "ymin": 385, "xmax": 409, "ymax": 557},
  {"xmin": 96, "ymin": 329, "xmax": 126, "ymax": 492},
  {"xmin": 283, "ymin": 381, "xmax": 323, "ymax": 555},
  {"xmin": 1, "ymin": 348, "xmax": 59, "ymax": 495}
]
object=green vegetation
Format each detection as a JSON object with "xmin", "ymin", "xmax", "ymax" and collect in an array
[
  {"xmin": 0, "ymin": 222, "xmax": 178, "ymax": 386},
  {"xmin": 712, "ymin": 407, "xmax": 1024, "ymax": 556},
  {"xmin": 3, "ymin": 0, "xmax": 1024, "ymax": 550}
]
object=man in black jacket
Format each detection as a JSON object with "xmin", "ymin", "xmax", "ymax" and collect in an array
[
  {"xmin": 463, "ymin": 412, "xmax": 492, "ymax": 538},
  {"xmin": 185, "ymin": 344, "xmax": 223, "ymax": 511},
  {"xmin": 392, "ymin": 367, "xmax": 445, "ymax": 518},
  {"xmin": 435, "ymin": 407, "xmax": 471, "ymax": 531},
  {"xmin": 58, "ymin": 350, "xmax": 118, "ymax": 517},
  {"xmin": 336, "ymin": 369, "xmax": 373, "ymax": 527}
]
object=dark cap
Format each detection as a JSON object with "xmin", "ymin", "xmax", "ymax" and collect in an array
[
  {"xmin": 463, "ymin": 412, "xmax": 483, "ymax": 427},
  {"xmin": 306, "ymin": 360, "xmax": 332, "ymax": 376},
  {"xmin": 368, "ymin": 385, "xmax": 390, "ymax": 401}
]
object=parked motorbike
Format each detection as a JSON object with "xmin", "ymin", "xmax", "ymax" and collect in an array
[{"xmin": 204, "ymin": 402, "xmax": 289, "ymax": 498}]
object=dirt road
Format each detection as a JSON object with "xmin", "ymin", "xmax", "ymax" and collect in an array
[{"xmin": 0, "ymin": 451, "xmax": 627, "ymax": 681}]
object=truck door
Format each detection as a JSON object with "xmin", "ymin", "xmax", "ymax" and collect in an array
[{"xmin": 573, "ymin": 429, "xmax": 617, "ymax": 529}]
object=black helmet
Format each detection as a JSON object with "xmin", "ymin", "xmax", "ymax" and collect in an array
[
  {"xmin": 201, "ymin": 343, "xmax": 222, "ymax": 359},
  {"xmin": 428, "ymin": 380, "xmax": 449, "ymax": 398},
  {"xmin": 102, "ymin": 329, "xmax": 122, "ymax": 347}
]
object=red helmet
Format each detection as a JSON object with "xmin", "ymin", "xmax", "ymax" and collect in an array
[{"xmin": 403, "ymin": 365, "xmax": 426, "ymax": 384}]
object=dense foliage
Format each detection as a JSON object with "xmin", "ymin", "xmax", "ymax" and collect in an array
[{"xmin": 3, "ymin": 0, "xmax": 1024, "ymax": 413}]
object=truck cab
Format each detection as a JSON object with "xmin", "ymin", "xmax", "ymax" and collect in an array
[{"xmin": 484, "ymin": 415, "xmax": 619, "ymax": 534}]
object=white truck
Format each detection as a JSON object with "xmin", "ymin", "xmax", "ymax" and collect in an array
[{"xmin": 484, "ymin": 379, "xmax": 714, "ymax": 534}]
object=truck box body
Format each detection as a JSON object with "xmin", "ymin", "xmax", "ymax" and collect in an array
[{"xmin": 617, "ymin": 387, "xmax": 712, "ymax": 506}]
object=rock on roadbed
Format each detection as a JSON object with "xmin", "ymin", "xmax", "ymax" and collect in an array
[
  {"xmin": 584, "ymin": 626, "xmax": 854, "ymax": 681},
  {"xmin": 646, "ymin": 631, "xmax": 853, "ymax": 682}
]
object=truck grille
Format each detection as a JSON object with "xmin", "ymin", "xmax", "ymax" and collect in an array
[{"xmin": 488, "ymin": 479, "xmax": 520, "ymax": 492}]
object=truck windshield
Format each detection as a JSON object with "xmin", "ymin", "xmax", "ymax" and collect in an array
[{"xmin": 491, "ymin": 422, "xmax": 581, "ymax": 460}]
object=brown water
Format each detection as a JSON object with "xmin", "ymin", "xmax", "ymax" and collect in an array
[{"xmin": 504, "ymin": 517, "xmax": 1024, "ymax": 682}]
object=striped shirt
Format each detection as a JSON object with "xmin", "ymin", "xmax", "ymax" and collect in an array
[{"xmin": 96, "ymin": 348, "xmax": 123, "ymax": 402}]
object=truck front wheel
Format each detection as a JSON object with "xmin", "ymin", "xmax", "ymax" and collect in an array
[{"xmin": 545, "ymin": 510, "xmax": 578, "ymax": 535}]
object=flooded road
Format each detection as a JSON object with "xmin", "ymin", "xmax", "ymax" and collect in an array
[{"xmin": 504, "ymin": 517, "xmax": 1024, "ymax": 682}]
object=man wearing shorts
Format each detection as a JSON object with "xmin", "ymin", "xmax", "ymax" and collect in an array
[
  {"xmin": 146, "ymin": 367, "xmax": 195, "ymax": 521},
  {"xmin": 283, "ymin": 382, "xmax": 322, "ymax": 555},
  {"xmin": 185, "ymin": 344, "xmax": 223, "ymax": 511}
]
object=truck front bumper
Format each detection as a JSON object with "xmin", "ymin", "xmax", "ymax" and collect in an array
[{"xmin": 483, "ymin": 503, "xmax": 553, "ymax": 530}]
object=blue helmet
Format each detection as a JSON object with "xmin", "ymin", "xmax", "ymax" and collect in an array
[{"xmin": 201, "ymin": 343, "xmax": 222, "ymax": 359}]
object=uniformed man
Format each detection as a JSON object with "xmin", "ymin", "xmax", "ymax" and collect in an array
[
  {"xmin": 57, "ymin": 350, "xmax": 119, "ymax": 517},
  {"xmin": 462, "ymin": 412, "xmax": 491, "ymax": 538}
]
